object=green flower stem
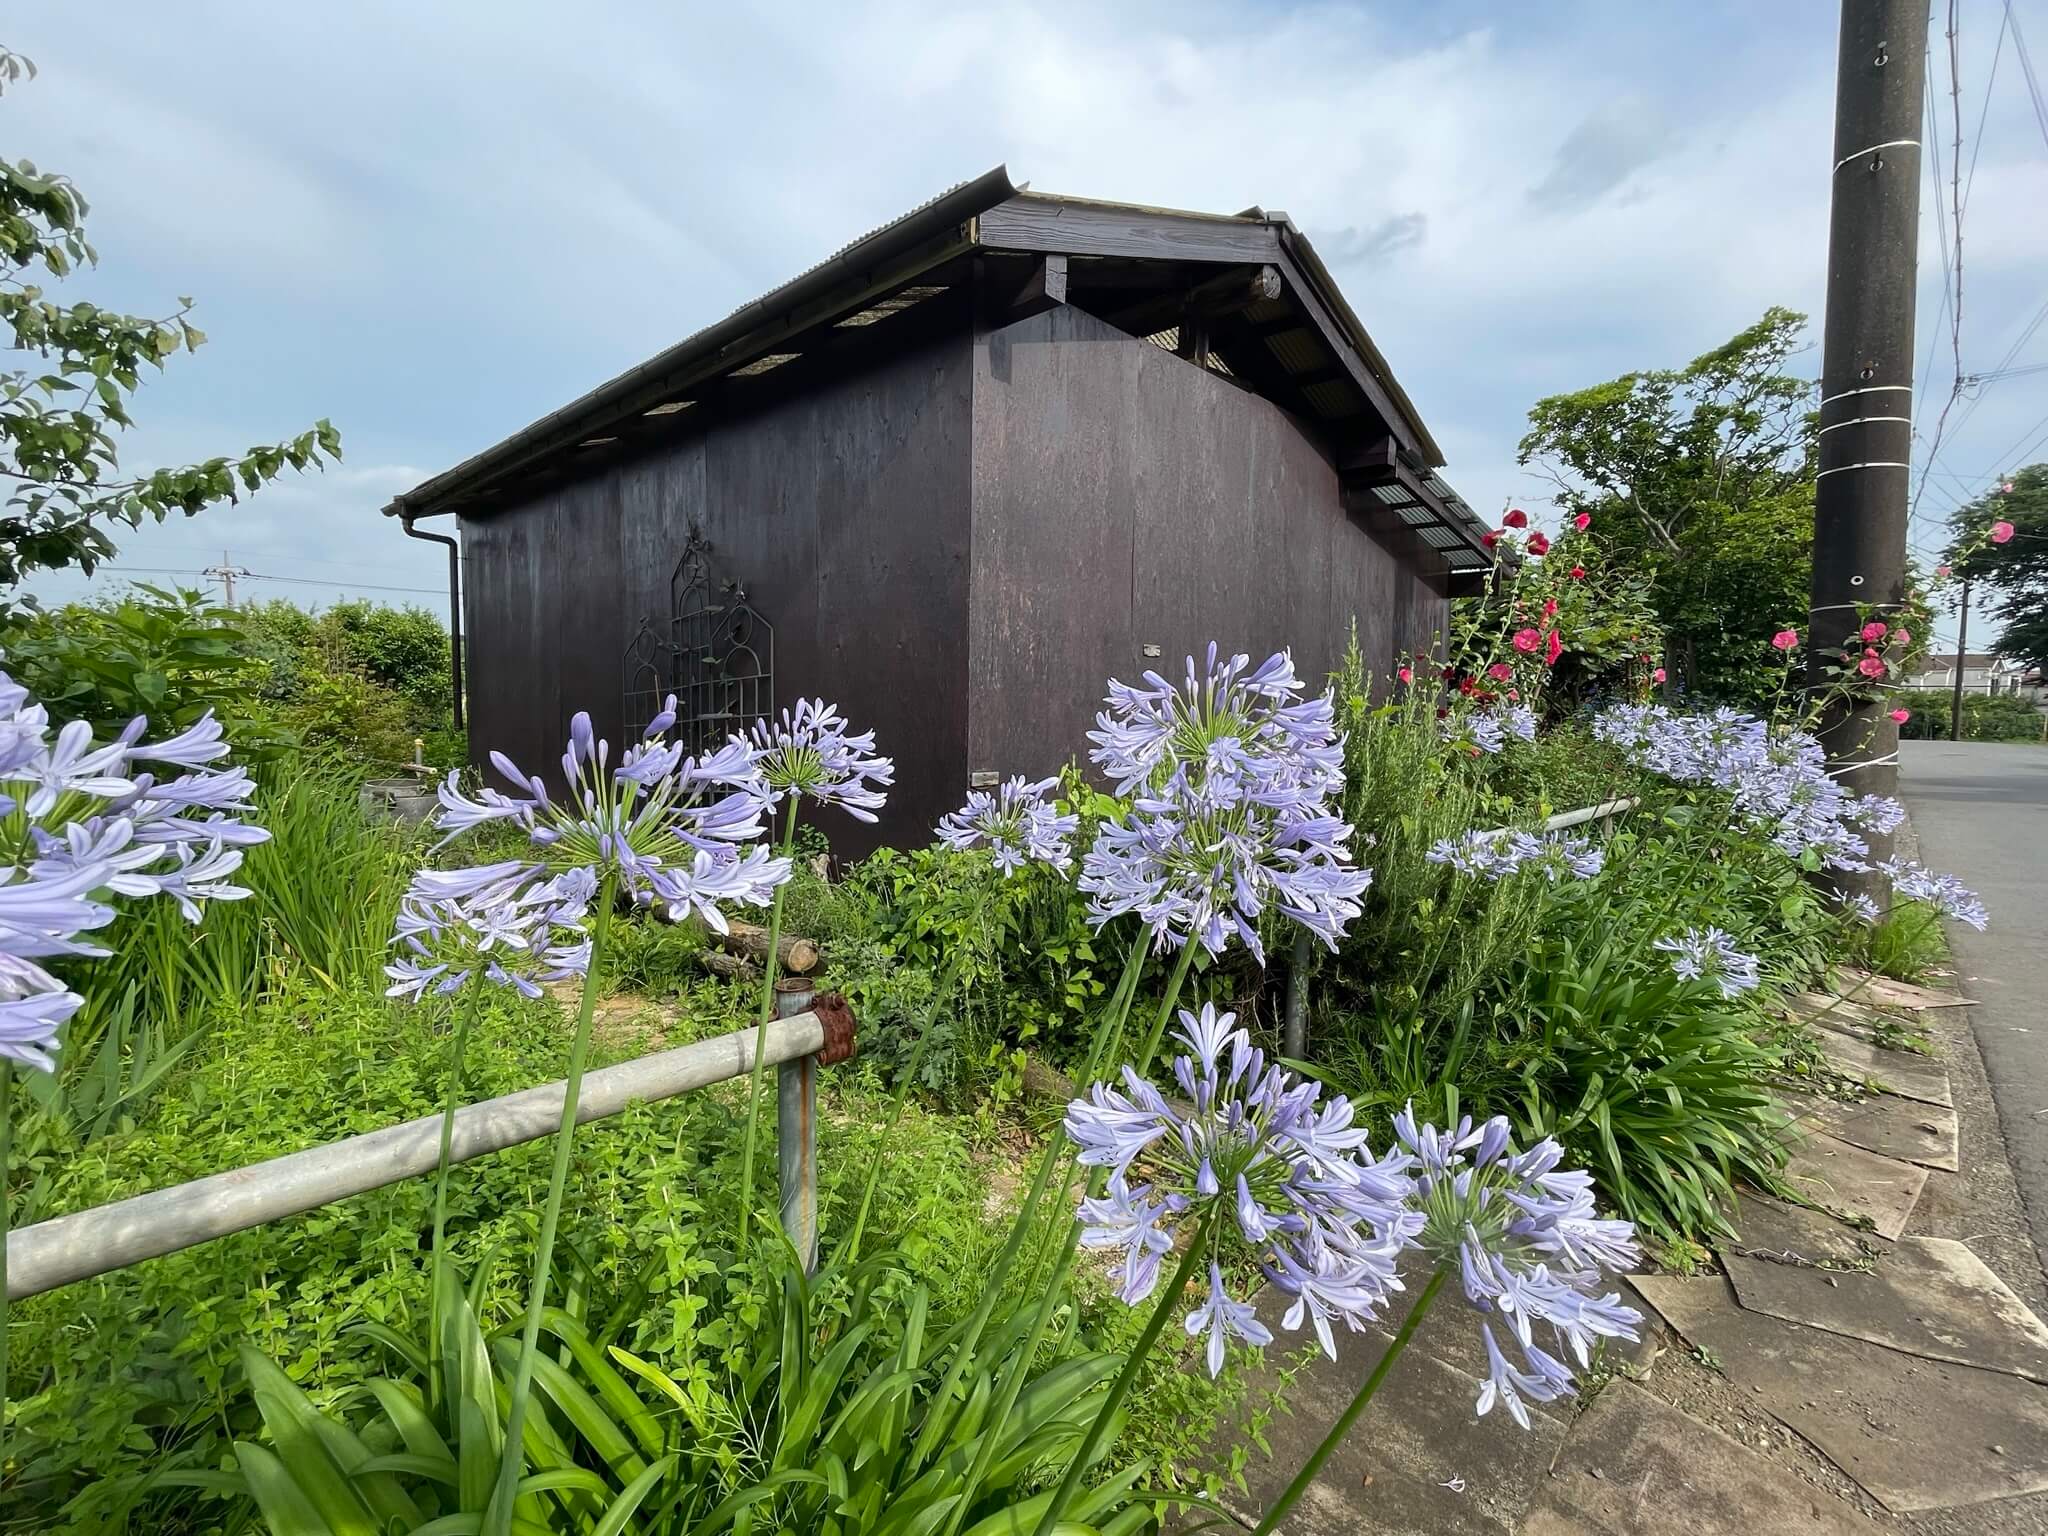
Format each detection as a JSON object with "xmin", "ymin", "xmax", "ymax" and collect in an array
[
  {"xmin": 1031, "ymin": 1210, "xmax": 1217, "ymax": 1536},
  {"xmin": 1130, "ymin": 941, "xmax": 1199, "ymax": 1077},
  {"xmin": 909, "ymin": 925, "xmax": 1151, "ymax": 1476},
  {"xmin": 1, "ymin": 1059, "xmax": 13, "ymax": 1472},
  {"xmin": 735, "ymin": 797, "xmax": 801, "ymax": 1263},
  {"xmin": 427, "ymin": 985, "xmax": 483, "ymax": 1412},
  {"xmin": 484, "ymin": 865, "xmax": 619, "ymax": 1536},
  {"xmin": 1249, "ymin": 1265, "xmax": 1448, "ymax": 1536}
]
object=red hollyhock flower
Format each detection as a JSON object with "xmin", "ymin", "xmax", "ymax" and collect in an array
[
  {"xmin": 1860, "ymin": 621, "xmax": 1888, "ymax": 643},
  {"xmin": 1482, "ymin": 531, "xmax": 1499, "ymax": 550},
  {"xmin": 1573, "ymin": 513, "xmax": 1591, "ymax": 531},
  {"xmin": 1458, "ymin": 676, "xmax": 1476, "ymax": 695},
  {"xmin": 1569, "ymin": 565, "xmax": 1586, "ymax": 580},
  {"xmin": 1541, "ymin": 597, "xmax": 1558, "ymax": 620},
  {"xmin": 1544, "ymin": 630, "xmax": 1563, "ymax": 666},
  {"xmin": 1512, "ymin": 628, "xmax": 1541, "ymax": 654},
  {"xmin": 1398, "ymin": 665, "xmax": 1413, "ymax": 684},
  {"xmin": 1486, "ymin": 662, "xmax": 1514, "ymax": 682},
  {"xmin": 1504, "ymin": 509, "xmax": 1529, "ymax": 529},
  {"xmin": 1527, "ymin": 531, "xmax": 1552, "ymax": 556}
]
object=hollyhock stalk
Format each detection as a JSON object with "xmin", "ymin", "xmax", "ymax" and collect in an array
[
  {"xmin": 484, "ymin": 867, "xmax": 619, "ymax": 1536},
  {"xmin": 735, "ymin": 795, "xmax": 802, "ymax": 1260}
]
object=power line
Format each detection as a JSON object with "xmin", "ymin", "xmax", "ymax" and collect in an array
[{"xmin": 84, "ymin": 563, "xmax": 444, "ymax": 598}]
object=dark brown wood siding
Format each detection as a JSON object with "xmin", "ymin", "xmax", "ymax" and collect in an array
[
  {"xmin": 965, "ymin": 303, "xmax": 1447, "ymax": 779},
  {"xmin": 459, "ymin": 324, "xmax": 975, "ymax": 857}
]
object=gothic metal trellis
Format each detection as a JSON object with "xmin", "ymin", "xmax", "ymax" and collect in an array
[{"xmin": 622, "ymin": 526, "xmax": 774, "ymax": 754}]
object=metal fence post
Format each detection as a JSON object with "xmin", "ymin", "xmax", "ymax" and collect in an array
[{"xmin": 775, "ymin": 979, "xmax": 820, "ymax": 1273}]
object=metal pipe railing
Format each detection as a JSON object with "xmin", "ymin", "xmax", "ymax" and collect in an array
[{"xmin": 6, "ymin": 1001, "xmax": 858, "ymax": 1301}]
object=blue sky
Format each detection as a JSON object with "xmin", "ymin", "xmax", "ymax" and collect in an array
[{"xmin": 7, "ymin": 3, "xmax": 2045, "ymax": 648}]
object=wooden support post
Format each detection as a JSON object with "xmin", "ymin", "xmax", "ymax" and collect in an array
[{"xmin": 1010, "ymin": 254, "xmax": 1068, "ymax": 320}]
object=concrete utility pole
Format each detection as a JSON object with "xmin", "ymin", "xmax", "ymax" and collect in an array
[
  {"xmin": 1810, "ymin": 1, "xmax": 1928, "ymax": 895},
  {"xmin": 201, "ymin": 550, "xmax": 252, "ymax": 608}
]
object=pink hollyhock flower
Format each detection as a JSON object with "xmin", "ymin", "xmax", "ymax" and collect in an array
[
  {"xmin": 1652, "ymin": 667, "xmax": 1667, "ymax": 684},
  {"xmin": 1991, "ymin": 520, "xmax": 2015, "ymax": 543},
  {"xmin": 1544, "ymin": 630, "xmax": 1563, "ymax": 667},
  {"xmin": 1542, "ymin": 597, "xmax": 1559, "ymax": 620},
  {"xmin": 1527, "ymin": 531, "xmax": 1552, "ymax": 556},
  {"xmin": 1937, "ymin": 564, "xmax": 1952, "ymax": 577},
  {"xmin": 1573, "ymin": 513, "xmax": 1591, "ymax": 531},
  {"xmin": 1504, "ymin": 509, "xmax": 1529, "ymax": 529},
  {"xmin": 1771, "ymin": 629, "xmax": 1800, "ymax": 651},
  {"xmin": 1512, "ymin": 628, "xmax": 1541, "ymax": 654},
  {"xmin": 1398, "ymin": 665, "xmax": 1413, "ymax": 685},
  {"xmin": 1507, "ymin": 689, "xmax": 1521, "ymax": 701},
  {"xmin": 1858, "ymin": 651, "xmax": 1887, "ymax": 679},
  {"xmin": 1894, "ymin": 628, "xmax": 1911, "ymax": 645},
  {"xmin": 1890, "ymin": 708, "xmax": 1911, "ymax": 724},
  {"xmin": 1486, "ymin": 662, "xmax": 1514, "ymax": 683},
  {"xmin": 1569, "ymin": 565, "xmax": 1586, "ymax": 580},
  {"xmin": 1861, "ymin": 621, "xmax": 1888, "ymax": 642}
]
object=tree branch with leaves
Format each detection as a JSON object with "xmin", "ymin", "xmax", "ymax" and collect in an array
[{"xmin": 0, "ymin": 46, "xmax": 340, "ymax": 613}]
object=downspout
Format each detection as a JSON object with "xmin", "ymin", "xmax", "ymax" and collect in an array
[{"xmin": 399, "ymin": 508, "xmax": 465, "ymax": 732}]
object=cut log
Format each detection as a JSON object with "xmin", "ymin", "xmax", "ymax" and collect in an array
[
  {"xmin": 715, "ymin": 920, "xmax": 818, "ymax": 975},
  {"xmin": 698, "ymin": 950, "xmax": 758, "ymax": 982}
]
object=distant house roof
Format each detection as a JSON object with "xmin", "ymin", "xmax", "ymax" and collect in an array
[
  {"xmin": 386, "ymin": 167, "xmax": 1493, "ymax": 571},
  {"xmin": 1918, "ymin": 653, "xmax": 2003, "ymax": 669}
]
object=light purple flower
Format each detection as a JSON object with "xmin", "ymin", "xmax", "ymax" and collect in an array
[
  {"xmin": 749, "ymin": 698, "xmax": 894, "ymax": 824},
  {"xmin": 431, "ymin": 709, "xmax": 792, "ymax": 930},
  {"xmin": 1652, "ymin": 926, "xmax": 1760, "ymax": 997},
  {"xmin": 935, "ymin": 776, "xmax": 1079, "ymax": 875},
  {"xmin": 1066, "ymin": 1006, "xmax": 1421, "ymax": 1377},
  {"xmin": 1877, "ymin": 857, "xmax": 1989, "ymax": 930},
  {"xmin": 1392, "ymin": 1104, "xmax": 1642, "ymax": 1428},
  {"xmin": 1080, "ymin": 646, "xmax": 1370, "ymax": 962},
  {"xmin": 1426, "ymin": 828, "xmax": 1602, "ymax": 882}
]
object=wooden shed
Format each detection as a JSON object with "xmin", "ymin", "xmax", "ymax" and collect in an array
[{"xmin": 386, "ymin": 168, "xmax": 1493, "ymax": 854}]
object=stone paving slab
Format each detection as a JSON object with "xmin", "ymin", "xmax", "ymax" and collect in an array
[
  {"xmin": 1782, "ymin": 1128, "xmax": 1930, "ymax": 1239},
  {"xmin": 1807, "ymin": 1025, "xmax": 1953, "ymax": 1107},
  {"xmin": 1787, "ymin": 990, "xmax": 1925, "ymax": 1034},
  {"xmin": 1723, "ymin": 1190, "xmax": 1891, "ymax": 1271},
  {"xmin": 1633, "ymin": 1272, "xmax": 2048, "ymax": 1513},
  {"xmin": 1721, "ymin": 1235, "xmax": 2048, "ymax": 1385},
  {"xmin": 1517, "ymin": 1379, "xmax": 1879, "ymax": 1534},
  {"xmin": 1781, "ymin": 1089, "xmax": 1961, "ymax": 1172},
  {"xmin": 1205, "ymin": 1287, "xmax": 1569, "ymax": 1534},
  {"xmin": 1836, "ymin": 968, "xmax": 1977, "ymax": 1011}
]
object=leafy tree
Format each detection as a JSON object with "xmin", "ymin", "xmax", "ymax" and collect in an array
[
  {"xmin": 1518, "ymin": 308, "xmax": 1816, "ymax": 704},
  {"xmin": 0, "ymin": 47, "xmax": 339, "ymax": 614},
  {"xmin": 1947, "ymin": 463, "xmax": 2048, "ymax": 674}
]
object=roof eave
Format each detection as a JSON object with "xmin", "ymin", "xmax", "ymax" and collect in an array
[{"xmin": 385, "ymin": 165, "xmax": 1019, "ymax": 519}]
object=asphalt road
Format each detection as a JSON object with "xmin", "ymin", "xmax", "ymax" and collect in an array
[{"xmin": 1899, "ymin": 740, "xmax": 2048, "ymax": 1272}]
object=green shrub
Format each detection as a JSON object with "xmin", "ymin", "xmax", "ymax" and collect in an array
[
  {"xmin": 0, "ymin": 585, "xmax": 292, "ymax": 758},
  {"xmin": 1848, "ymin": 898, "xmax": 1948, "ymax": 983},
  {"xmin": 1900, "ymin": 692, "xmax": 2044, "ymax": 742}
]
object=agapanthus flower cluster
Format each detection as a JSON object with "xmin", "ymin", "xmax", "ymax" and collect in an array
[
  {"xmin": 1394, "ymin": 1105, "xmax": 1643, "ymax": 1428},
  {"xmin": 1652, "ymin": 926, "xmax": 1761, "ymax": 998},
  {"xmin": 0, "ymin": 670, "xmax": 268, "ymax": 1071},
  {"xmin": 1426, "ymin": 827, "xmax": 1604, "ymax": 882},
  {"xmin": 435, "ymin": 698, "xmax": 792, "ymax": 939},
  {"xmin": 1065, "ymin": 1006, "xmax": 1422, "ymax": 1374},
  {"xmin": 748, "ymin": 698, "xmax": 894, "ymax": 824},
  {"xmin": 1080, "ymin": 647, "xmax": 1371, "ymax": 962},
  {"xmin": 1592, "ymin": 703, "xmax": 1902, "ymax": 873},
  {"xmin": 385, "ymin": 863, "xmax": 595, "ymax": 1001},
  {"xmin": 934, "ymin": 775, "xmax": 1079, "ymax": 875},
  {"xmin": 1877, "ymin": 857, "xmax": 1989, "ymax": 930}
]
